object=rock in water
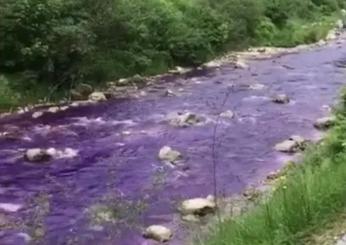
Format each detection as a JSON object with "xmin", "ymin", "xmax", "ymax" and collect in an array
[
  {"xmin": 272, "ymin": 94, "xmax": 290, "ymax": 104},
  {"xmin": 274, "ymin": 135, "xmax": 307, "ymax": 153},
  {"xmin": 179, "ymin": 196, "xmax": 216, "ymax": 216},
  {"xmin": 168, "ymin": 112, "xmax": 203, "ymax": 127},
  {"xmin": 25, "ymin": 148, "xmax": 52, "ymax": 162},
  {"xmin": 143, "ymin": 225, "xmax": 173, "ymax": 242},
  {"xmin": 158, "ymin": 146, "xmax": 182, "ymax": 163},
  {"xmin": 220, "ymin": 110, "xmax": 234, "ymax": 119},
  {"xmin": 88, "ymin": 92, "xmax": 107, "ymax": 102},
  {"xmin": 32, "ymin": 111, "xmax": 44, "ymax": 119},
  {"xmin": 274, "ymin": 140, "xmax": 298, "ymax": 153},
  {"xmin": 314, "ymin": 116, "xmax": 336, "ymax": 130},
  {"xmin": 48, "ymin": 106, "xmax": 60, "ymax": 113}
]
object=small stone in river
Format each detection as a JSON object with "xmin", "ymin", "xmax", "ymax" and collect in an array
[
  {"xmin": 0, "ymin": 203, "xmax": 22, "ymax": 212},
  {"xmin": 274, "ymin": 140, "xmax": 298, "ymax": 153},
  {"xmin": 250, "ymin": 83, "xmax": 266, "ymax": 90},
  {"xmin": 220, "ymin": 110, "xmax": 234, "ymax": 119},
  {"xmin": 17, "ymin": 233, "xmax": 32, "ymax": 243},
  {"xmin": 182, "ymin": 214, "xmax": 200, "ymax": 222},
  {"xmin": 32, "ymin": 111, "xmax": 44, "ymax": 119},
  {"xmin": 314, "ymin": 116, "xmax": 336, "ymax": 130},
  {"xmin": 179, "ymin": 196, "xmax": 216, "ymax": 216},
  {"xmin": 24, "ymin": 148, "xmax": 52, "ymax": 162},
  {"xmin": 76, "ymin": 83, "xmax": 93, "ymax": 96},
  {"xmin": 274, "ymin": 135, "xmax": 307, "ymax": 153},
  {"xmin": 88, "ymin": 92, "xmax": 107, "ymax": 102},
  {"xmin": 163, "ymin": 89, "xmax": 176, "ymax": 97},
  {"xmin": 158, "ymin": 146, "xmax": 182, "ymax": 164},
  {"xmin": 143, "ymin": 225, "xmax": 173, "ymax": 242},
  {"xmin": 168, "ymin": 112, "xmax": 203, "ymax": 127},
  {"xmin": 48, "ymin": 106, "xmax": 60, "ymax": 113},
  {"xmin": 272, "ymin": 94, "xmax": 290, "ymax": 104}
]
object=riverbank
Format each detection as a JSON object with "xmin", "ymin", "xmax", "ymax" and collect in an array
[{"xmin": 200, "ymin": 86, "xmax": 346, "ymax": 243}]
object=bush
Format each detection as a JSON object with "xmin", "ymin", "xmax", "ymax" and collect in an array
[{"xmin": 0, "ymin": 0, "xmax": 343, "ymax": 106}]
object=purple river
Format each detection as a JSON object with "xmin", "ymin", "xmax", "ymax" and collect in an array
[{"xmin": 1, "ymin": 36, "xmax": 346, "ymax": 245}]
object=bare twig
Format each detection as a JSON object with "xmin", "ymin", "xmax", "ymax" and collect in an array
[{"xmin": 212, "ymin": 85, "xmax": 234, "ymax": 223}]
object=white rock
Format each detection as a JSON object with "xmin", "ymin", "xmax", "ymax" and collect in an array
[
  {"xmin": 32, "ymin": 111, "xmax": 44, "ymax": 119},
  {"xmin": 17, "ymin": 233, "xmax": 32, "ymax": 243},
  {"xmin": 168, "ymin": 112, "xmax": 203, "ymax": 127},
  {"xmin": 88, "ymin": 92, "xmax": 107, "ymax": 102},
  {"xmin": 48, "ymin": 107, "xmax": 60, "ymax": 113},
  {"xmin": 314, "ymin": 116, "xmax": 336, "ymax": 130},
  {"xmin": 220, "ymin": 110, "xmax": 234, "ymax": 119},
  {"xmin": 203, "ymin": 61, "xmax": 221, "ymax": 68},
  {"xmin": 25, "ymin": 148, "xmax": 52, "ymax": 162},
  {"xmin": 0, "ymin": 203, "xmax": 22, "ymax": 212},
  {"xmin": 274, "ymin": 140, "xmax": 298, "ymax": 153},
  {"xmin": 235, "ymin": 60, "xmax": 248, "ymax": 69},
  {"xmin": 180, "ymin": 197, "xmax": 216, "ymax": 215},
  {"xmin": 144, "ymin": 225, "xmax": 173, "ymax": 242},
  {"xmin": 250, "ymin": 83, "xmax": 266, "ymax": 90},
  {"xmin": 60, "ymin": 106, "xmax": 69, "ymax": 111},
  {"xmin": 272, "ymin": 94, "xmax": 290, "ymax": 104},
  {"xmin": 158, "ymin": 146, "xmax": 182, "ymax": 163}
]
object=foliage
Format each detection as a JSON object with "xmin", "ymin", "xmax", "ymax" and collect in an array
[
  {"xmin": 0, "ymin": 0, "xmax": 344, "ymax": 107},
  {"xmin": 201, "ymin": 91, "xmax": 346, "ymax": 244}
]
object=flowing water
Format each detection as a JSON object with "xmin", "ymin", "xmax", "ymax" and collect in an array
[{"xmin": 1, "ymin": 36, "xmax": 346, "ymax": 245}]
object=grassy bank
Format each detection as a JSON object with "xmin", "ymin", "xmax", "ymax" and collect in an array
[
  {"xmin": 0, "ymin": 0, "xmax": 344, "ymax": 110},
  {"xmin": 201, "ymin": 91, "xmax": 346, "ymax": 245}
]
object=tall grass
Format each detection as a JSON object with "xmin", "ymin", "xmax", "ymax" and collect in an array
[{"xmin": 202, "ymin": 93, "xmax": 346, "ymax": 245}]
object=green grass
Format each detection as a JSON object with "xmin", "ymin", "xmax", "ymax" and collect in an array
[{"xmin": 201, "ymin": 92, "xmax": 346, "ymax": 245}]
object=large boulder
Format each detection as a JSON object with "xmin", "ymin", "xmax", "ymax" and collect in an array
[
  {"xmin": 168, "ymin": 112, "xmax": 203, "ymax": 127},
  {"xmin": 179, "ymin": 196, "xmax": 216, "ymax": 216},
  {"xmin": 143, "ymin": 225, "xmax": 173, "ymax": 242},
  {"xmin": 24, "ymin": 148, "xmax": 52, "ymax": 162},
  {"xmin": 314, "ymin": 116, "xmax": 336, "ymax": 130},
  {"xmin": 88, "ymin": 92, "xmax": 107, "ymax": 102},
  {"xmin": 158, "ymin": 146, "xmax": 182, "ymax": 164}
]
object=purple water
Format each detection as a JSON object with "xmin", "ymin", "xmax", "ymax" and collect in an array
[{"xmin": 1, "ymin": 37, "xmax": 346, "ymax": 245}]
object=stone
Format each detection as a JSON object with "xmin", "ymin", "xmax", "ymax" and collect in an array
[
  {"xmin": 24, "ymin": 148, "xmax": 52, "ymax": 162},
  {"xmin": 220, "ymin": 110, "xmax": 234, "ymax": 119},
  {"xmin": 163, "ymin": 89, "xmax": 176, "ymax": 97},
  {"xmin": 88, "ymin": 92, "xmax": 107, "ymax": 102},
  {"xmin": 158, "ymin": 146, "xmax": 182, "ymax": 163},
  {"xmin": 203, "ymin": 61, "xmax": 221, "ymax": 68},
  {"xmin": 32, "ymin": 111, "xmax": 44, "ymax": 119},
  {"xmin": 336, "ymin": 19, "xmax": 344, "ymax": 29},
  {"xmin": 143, "ymin": 225, "xmax": 173, "ymax": 242},
  {"xmin": 76, "ymin": 83, "xmax": 93, "ymax": 97},
  {"xmin": 179, "ymin": 196, "xmax": 216, "ymax": 216},
  {"xmin": 182, "ymin": 214, "xmax": 200, "ymax": 222},
  {"xmin": 275, "ymin": 135, "xmax": 307, "ymax": 153},
  {"xmin": 314, "ymin": 116, "xmax": 336, "ymax": 130},
  {"xmin": 70, "ymin": 89, "xmax": 84, "ymax": 101},
  {"xmin": 272, "ymin": 94, "xmax": 290, "ymax": 104},
  {"xmin": 168, "ymin": 112, "xmax": 203, "ymax": 127},
  {"xmin": 117, "ymin": 78, "xmax": 129, "ymax": 86},
  {"xmin": 48, "ymin": 106, "xmax": 60, "ymax": 113},
  {"xmin": 274, "ymin": 140, "xmax": 298, "ymax": 153},
  {"xmin": 250, "ymin": 83, "xmax": 266, "ymax": 90},
  {"xmin": 235, "ymin": 60, "xmax": 248, "ymax": 69},
  {"xmin": 0, "ymin": 203, "xmax": 22, "ymax": 212}
]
